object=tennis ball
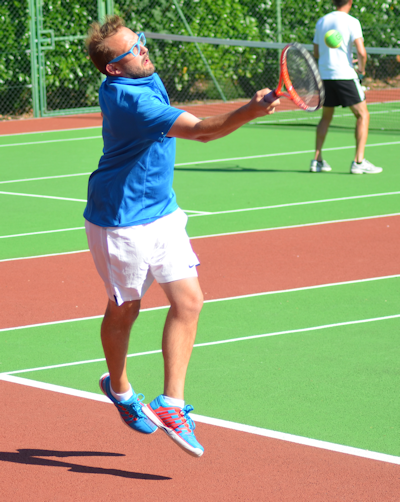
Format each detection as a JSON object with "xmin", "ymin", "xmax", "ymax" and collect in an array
[{"xmin": 324, "ymin": 30, "xmax": 343, "ymax": 49}]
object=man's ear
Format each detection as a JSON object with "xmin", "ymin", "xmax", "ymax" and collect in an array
[{"xmin": 106, "ymin": 63, "xmax": 121, "ymax": 76}]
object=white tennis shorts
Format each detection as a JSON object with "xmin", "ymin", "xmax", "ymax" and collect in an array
[{"xmin": 85, "ymin": 208, "xmax": 200, "ymax": 305}]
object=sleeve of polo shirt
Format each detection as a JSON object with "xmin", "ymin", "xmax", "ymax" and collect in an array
[
  {"xmin": 132, "ymin": 94, "xmax": 185, "ymax": 142},
  {"xmin": 350, "ymin": 18, "xmax": 363, "ymax": 43},
  {"xmin": 313, "ymin": 18, "xmax": 321, "ymax": 45}
]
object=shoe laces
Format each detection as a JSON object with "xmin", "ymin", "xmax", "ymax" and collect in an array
[
  {"xmin": 176, "ymin": 404, "xmax": 196, "ymax": 433},
  {"xmin": 119, "ymin": 393, "xmax": 146, "ymax": 420}
]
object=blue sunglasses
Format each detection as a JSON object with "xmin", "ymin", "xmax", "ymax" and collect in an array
[{"xmin": 108, "ymin": 32, "xmax": 146, "ymax": 64}]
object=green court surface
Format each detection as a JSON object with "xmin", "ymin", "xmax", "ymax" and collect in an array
[{"xmin": 1, "ymin": 119, "xmax": 399, "ymax": 459}]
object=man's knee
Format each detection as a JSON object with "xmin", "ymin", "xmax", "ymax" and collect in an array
[
  {"xmin": 181, "ymin": 288, "xmax": 203, "ymax": 318},
  {"xmin": 190, "ymin": 288, "xmax": 204, "ymax": 316},
  {"xmin": 351, "ymin": 101, "xmax": 369, "ymax": 120},
  {"xmin": 361, "ymin": 107, "xmax": 370, "ymax": 120},
  {"xmin": 161, "ymin": 278, "xmax": 204, "ymax": 319},
  {"xmin": 171, "ymin": 287, "xmax": 203, "ymax": 320},
  {"xmin": 103, "ymin": 299, "xmax": 141, "ymax": 329}
]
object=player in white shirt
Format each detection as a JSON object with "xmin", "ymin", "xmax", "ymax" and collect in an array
[{"xmin": 310, "ymin": 0, "xmax": 382, "ymax": 174}]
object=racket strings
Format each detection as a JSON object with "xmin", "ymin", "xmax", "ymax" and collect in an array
[{"xmin": 285, "ymin": 46, "xmax": 322, "ymax": 111}]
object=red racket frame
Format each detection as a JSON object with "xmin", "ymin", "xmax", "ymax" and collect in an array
[{"xmin": 265, "ymin": 43, "xmax": 324, "ymax": 112}]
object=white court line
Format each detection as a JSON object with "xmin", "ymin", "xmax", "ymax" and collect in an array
[
  {"xmin": 1, "ymin": 189, "xmax": 400, "ymax": 215},
  {"xmin": 1, "ymin": 211, "xmax": 400, "ymax": 253},
  {"xmin": 187, "ymin": 193, "xmax": 400, "ymax": 218},
  {"xmin": 0, "ymin": 136, "xmax": 101, "ymax": 148},
  {"xmin": 0, "ymin": 139, "xmax": 399, "ymax": 159},
  {"xmin": 0, "ymin": 270, "xmax": 400, "ymax": 326},
  {"xmin": 256, "ymin": 106, "xmax": 400, "ymax": 124},
  {"xmin": 0, "ymin": 374, "xmax": 110, "ymax": 401},
  {"xmin": 0, "ymin": 226, "xmax": 86, "ymax": 241},
  {"xmin": 1, "ymin": 273, "xmax": 400, "ymax": 336},
  {"xmin": 1, "ymin": 196, "xmax": 400, "ymax": 241},
  {"xmin": 184, "ymin": 209, "xmax": 213, "ymax": 215},
  {"xmin": 0, "ymin": 126, "xmax": 101, "ymax": 138},
  {"xmin": 0, "ymin": 248, "xmax": 89, "ymax": 260},
  {"xmin": 0, "ymin": 172, "xmax": 92, "ymax": 185},
  {"xmin": 190, "ymin": 212, "xmax": 400, "ymax": 239},
  {"xmin": 174, "ymin": 140, "xmax": 400, "ymax": 167},
  {"xmin": 0, "ymin": 191, "xmax": 86, "ymax": 202},
  {"xmin": 0, "ymin": 139, "xmax": 398, "ymax": 191},
  {"xmin": 0, "ymin": 374, "xmax": 399, "ymax": 466},
  {"xmin": 0, "ymin": 273, "xmax": 399, "ymax": 333},
  {"xmin": 2, "ymin": 312, "xmax": 400, "ymax": 372},
  {"xmin": 1, "ymin": 273, "xmax": 399, "ymax": 333}
]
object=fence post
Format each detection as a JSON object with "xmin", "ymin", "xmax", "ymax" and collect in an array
[
  {"xmin": 97, "ymin": 0, "xmax": 106, "ymax": 22},
  {"xmin": 29, "ymin": 0, "xmax": 40, "ymax": 118},
  {"xmin": 106, "ymin": 0, "xmax": 114, "ymax": 16},
  {"xmin": 36, "ymin": 0, "xmax": 48, "ymax": 116},
  {"xmin": 276, "ymin": 0, "xmax": 282, "ymax": 65},
  {"xmin": 276, "ymin": 0, "xmax": 282, "ymax": 44}
]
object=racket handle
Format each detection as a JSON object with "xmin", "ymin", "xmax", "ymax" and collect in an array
[{"xmin": 263, "ymin": 90, "xmax": 278, "ymax": 103}]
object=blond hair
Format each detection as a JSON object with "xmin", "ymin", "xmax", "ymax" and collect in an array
[{"xmin": 86, "ymin": 15, "xmax": 125, "ymax": 75}]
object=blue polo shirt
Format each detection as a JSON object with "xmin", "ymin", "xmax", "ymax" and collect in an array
[{"xmin": 83, "ymin": 73, "xmax": 185, "ymax": 227}]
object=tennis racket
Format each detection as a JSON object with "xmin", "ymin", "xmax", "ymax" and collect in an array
[{"xmin": 264, "ymin": 42, "xmax": 324, "ymax": 112}]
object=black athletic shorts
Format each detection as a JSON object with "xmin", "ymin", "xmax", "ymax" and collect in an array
[{"xmin": 323, "ymin": 79, "xmax": 365, "ymax": 108}]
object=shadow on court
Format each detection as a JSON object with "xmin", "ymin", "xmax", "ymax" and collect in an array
[
  {"xmin": 175, "ymin": 165, "xmax": 348, "ymax": 174},
  {"xmin": 0, "ymin": 448, "xmax": 171, "ymax": 480},
  {"xmin": 248, "ymin": 122, "xmax": 399, "ymax": 134}
]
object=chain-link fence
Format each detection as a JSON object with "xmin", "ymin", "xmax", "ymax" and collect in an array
[
  {"xmin": 36, "ymin": 0, "xmax": 101, "ymax": 113},
  {"xmin": 0, "ymin": 1, "xmax": 32, "ymax": 119},
  {"xmin": 1, "ymin": 0, "xmax": 400, "ymax": 128}
]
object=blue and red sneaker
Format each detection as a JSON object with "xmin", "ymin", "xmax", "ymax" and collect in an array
[
  {"xmin": 99, "ymin": 373, "xmax": 157, "ymax": 435},
  {"xmin": 143, "ymin": 395, "xmax": 204, "ymax": 457}
]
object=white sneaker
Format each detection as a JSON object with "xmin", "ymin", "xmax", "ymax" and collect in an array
[
  {"xmin": 351, "ymin": 159, "xmax": 383, "ymax": 174},
  {"xmin": 310, "ymin": 160, "xmax": 332, "ymax": 172}
]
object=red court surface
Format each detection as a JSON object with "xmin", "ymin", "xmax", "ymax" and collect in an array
[{"xmin": 1, "ymin": 381, "xmax": 399, "ymax": 502}]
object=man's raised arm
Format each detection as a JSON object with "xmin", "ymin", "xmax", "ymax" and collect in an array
[{"xmin": 168, "ymin": 88, "xmax": 280, "ymax": 143}]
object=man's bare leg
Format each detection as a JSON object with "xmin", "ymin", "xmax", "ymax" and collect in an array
[
  {"xmin": 100, "ymin": 298, "xmax": 141, "ymax": 394},
  {"xmin": 159, "ymin": 277, "xmax": 203, "ymax": 400},
  {"xmin": 314, "ymin": 106, "xmax": 335, "ymax": 161},
  {"xmin": 100, "ymin": 297, "xmax": 158, "ymax": 435},
  {"xmin": 350, "ymin": 100, "xmax": 369, "ymax": 163}
]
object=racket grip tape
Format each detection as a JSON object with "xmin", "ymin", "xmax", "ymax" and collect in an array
[{"xmin": 263, "ymin": 90, "xmax": 278, "ymax": 104}]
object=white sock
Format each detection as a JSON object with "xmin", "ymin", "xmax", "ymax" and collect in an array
[
  {"xmin": 163, "ymin": 395, "xmax": 185, "ymax": 408},
  {"xmin": 111, "ymin": 385, "xmax": 133, "ymax": 402}
]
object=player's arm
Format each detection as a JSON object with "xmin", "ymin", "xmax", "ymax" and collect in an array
[
  {"xmin": 167, "ymin": 89, "xmax": 280, "ymax": 143},
  {"xmin": 354, "ymin": 37, "xmax": 367, "ymax": 75},
  {"xmin": 313, "ymin": 43, "xmax": 319, "ymax": 60}
]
